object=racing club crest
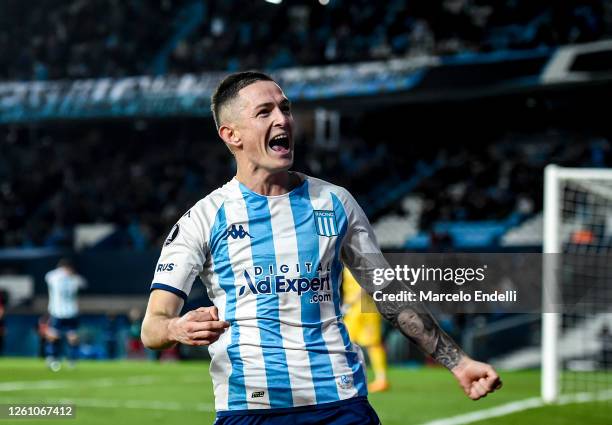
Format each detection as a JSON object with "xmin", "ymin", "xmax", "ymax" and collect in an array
[{"xmin": 314, "ymin": 210, "xmax": 338, "ymax": 237}]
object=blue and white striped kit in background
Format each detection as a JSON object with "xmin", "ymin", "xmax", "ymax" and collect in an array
[
  {"xmin": 45, "ymin": 267, "xmax": 86, "ymax": 320},
  {"xmin": 151, "ymin": 173, "xmax": 382, "ymax": 416}
]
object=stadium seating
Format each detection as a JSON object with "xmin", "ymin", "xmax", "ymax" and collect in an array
[
  {"xmin": 2, "ymin": 122, "xmax": 609, "ymax": 250},
  {"xmin": 1, "ymin": 0, "xmax": 608, "ymax": 82},
  {"xmin": 501, "ymin": 213, "xmax": 543, "ymax": 246},
  {"xmin": 494, "ymin": 313, "xmax": 612, "ymax": 370},
  {"xmin": 372, "ymin": 196, "xmax": 423, "ymax": 249}
]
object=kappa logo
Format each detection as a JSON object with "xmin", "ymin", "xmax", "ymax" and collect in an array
[{"xmin": 223, "ymin": 224, "xmax": 252, "ymax": 240}]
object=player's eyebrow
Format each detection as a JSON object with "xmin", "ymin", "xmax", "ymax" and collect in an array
[{"xmin": 253, "ymin": 98, "xmax": 291, "ymax": 112}]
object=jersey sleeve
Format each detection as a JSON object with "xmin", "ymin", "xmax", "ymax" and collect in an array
[
  {"xmin": 338, "ymin": 188, "xmax": 389, "ymax": 294},
  {"xmin": 150, "ymin": 209, "xmax": 208, "ymax": 301},
  {"xmin": 44, "ymin": 270, "xmax": 53, "ymax": 286},
  {"xmin": 76, "ymin": 275, "xmax": 87, "ymax": 289}
]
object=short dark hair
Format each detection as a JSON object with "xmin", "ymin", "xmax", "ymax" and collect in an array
[{"xmin": 210, "ymin": 71, "xmax": 275, "ymax": 129}]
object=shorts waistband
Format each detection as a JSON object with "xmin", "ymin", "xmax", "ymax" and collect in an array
[{"xmin": 215, "ymin": 396, "xmax": 369, "ymax": 418}]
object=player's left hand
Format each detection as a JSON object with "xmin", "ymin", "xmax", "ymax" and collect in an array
[{"xmin": 451, "ymin": 356, "xmax": 502, "ymax": 400}]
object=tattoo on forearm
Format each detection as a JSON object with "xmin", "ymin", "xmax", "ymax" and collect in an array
[
  {"xmin": 375, "ymin": 281, "xmax": 464, "ymax": 370},
  {"xmin": 432, "ymin": 332, "xmax": 464, "ymax": 369}
]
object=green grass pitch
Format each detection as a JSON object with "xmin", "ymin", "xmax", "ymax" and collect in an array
[{"xmin": 0, "ymin": 359, "xmax": 609, "ymax": 425}]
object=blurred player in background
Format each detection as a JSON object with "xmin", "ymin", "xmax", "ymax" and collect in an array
[
  {"xmin": 45, "ymin": 258, "xmax": 86, "ymax": 371},
  {"xmin": 142, "ymin": 71, "xmax": 501, "ymax": 424},
  {"xmin": 342, "ymin": 268, "xmax": 390, "ymax": 393}
]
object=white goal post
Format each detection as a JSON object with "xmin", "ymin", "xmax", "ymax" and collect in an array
[{"xmin": 542, "ymin": 165, "xmax": 612, "ymax": 403}]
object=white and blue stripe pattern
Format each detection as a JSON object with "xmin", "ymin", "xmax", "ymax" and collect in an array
[
  {"xmin": 239, "ymin": 186, "xmax": 295, "ymax": 409},
  {"xmin": 269, "ymin": 192, "xmax": 318, "ymax": 406},
  {"xmin": 331, "ymin": 192, "xmax": 368, "ymax": 397},
  {"xmin": 151, "ymin": 176, "xmax": 371, "ymax": 415},
  {"xmin": 46, "ymin": 268, "xmax": 84, "ymax": 319},
  {"xmin": 308, "ymin": 182, "xmax": 368, "ymax": 400},
  {"xmin": 211, "ymin": 205, "xmax": 247, "ymax": 410},
  {"xmin": 289, "ymin": 182, "xmax": 340, "ymax": 403}
]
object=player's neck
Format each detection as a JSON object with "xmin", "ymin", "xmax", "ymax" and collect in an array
[{"xmin": 235, "ymin": 169, "xmax": 298, "ymax": 196}]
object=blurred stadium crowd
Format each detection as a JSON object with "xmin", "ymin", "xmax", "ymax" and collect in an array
[
  {"xmin": 0, "ymin": 121, "xmax": 402, "ymax": 248},
  {"xmin": 416, "ymin": 132, "xmax": 611, "ymax": 227},
  {"xmin": 2, "ymin": 0, "xmax": 611, "ymax": 81},
  {"xmin": 1, "ymin": 0, "xmax": 611, "ymax": 251},
  {"xmin": 1, "ymin": 121, "xmax": 610, "ymax": 249}
]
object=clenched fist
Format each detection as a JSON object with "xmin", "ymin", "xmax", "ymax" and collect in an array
[
  {"xmin": 452, "ymin": 357, "xmax": 502, "ymax": 400},
  {"xmin": 168, "ymin": 306, "xmax": 230, "ymax": 346}
]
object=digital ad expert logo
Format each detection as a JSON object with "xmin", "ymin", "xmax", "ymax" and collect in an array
[{"xmin": 238, "ymin": 268, "xmax": 332, "ymax": 304}]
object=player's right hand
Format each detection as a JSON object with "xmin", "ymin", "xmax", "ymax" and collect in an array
[
  {"xmin": 452, "ymin": 357, "xmax": 502, "ymax": 400},
  {"xmin": 168, "ymin": 306, "xmax": 230, "ymax": 346}
]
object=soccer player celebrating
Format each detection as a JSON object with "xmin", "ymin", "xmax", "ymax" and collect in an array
[
  {"xmin": 142, "ymin": 72, "xmax": 502, "ymax": 424},
  {"xmin": 45, "ymin": 258, "xmax": 86, "ymax": 371}
]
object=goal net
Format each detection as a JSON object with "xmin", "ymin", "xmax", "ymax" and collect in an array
[{"xmin": 542, "ymin": 165, "xmax": 612, "ymax": 406}]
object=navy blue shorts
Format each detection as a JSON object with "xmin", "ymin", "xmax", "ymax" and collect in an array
[
  {"xmin": 214, "ymin": 397, "xmax": 380, "ymax": 425},
  {"xmin": 50, "ymin": 317, "xmax": 79, "ymax": 333}
]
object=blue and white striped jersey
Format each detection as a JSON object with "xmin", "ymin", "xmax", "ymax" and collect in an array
[
  {"xmin": 151, "ymin": 174, "xmax": 382, "ymax": 414},
  {"xmin": 45, "ymin": 267, "xmax": 86, "ymax": 319}
]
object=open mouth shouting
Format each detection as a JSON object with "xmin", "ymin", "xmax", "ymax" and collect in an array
[{"xmin": 268, "ymin": 133, "xmax": 291, "ymax": 155}]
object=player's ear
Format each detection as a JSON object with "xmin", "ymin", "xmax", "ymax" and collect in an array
[{"xmin": 219, "ymin": 124, "xmax": 242, "ymax": 150}]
